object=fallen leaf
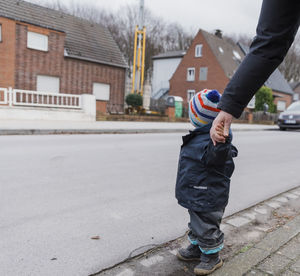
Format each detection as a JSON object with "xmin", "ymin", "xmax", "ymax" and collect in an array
[{"xmin": 91, "ymin": 236, "xmax": 100, "ymax": 240}]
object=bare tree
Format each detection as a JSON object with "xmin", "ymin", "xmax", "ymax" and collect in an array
[
  {"xmin": 28, "ymin": 0, "xmax": 194, "ymax": 79},
  {"xmin": 279, "ymin": 35, "xmax": 300, "ymax": 82}
]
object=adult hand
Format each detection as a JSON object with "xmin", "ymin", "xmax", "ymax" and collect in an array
[{"xmin": 210, "ymin": 111, "xmax": 233, "ymax": 146}]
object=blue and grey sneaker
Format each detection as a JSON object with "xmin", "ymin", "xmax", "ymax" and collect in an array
[
  {"xmin": 176, "ymin": 244, "xmax": 201, "ymax": 261},
  {"xmin": 194, "ymin": 252, "xmax": 223, "ymax": 275}
]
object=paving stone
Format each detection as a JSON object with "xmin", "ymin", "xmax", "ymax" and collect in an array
[
  {"xmin": 290, "ymin": 259, "xmax": 300, "ymax": 273},
  {"xmin": 242, "ymin": 212, "xmax": 257, "ymax": 220},
  {"xmin": 243, "ymin": 230, "xmax": 263, "ymax": 241},
  {"xmin": 212, "ymin": 248, "xmax": 270, "ymax": 276},
  {"xmin": 285, "ymin": 193, "xmax": 299, "ymax": 199},
  {"xmin": 140, "ymin": 255, "xmax": 164, "ymax": 267},
  {"xmin": 274, "ymin": 197, "xmax": 289, "ymax": 203},
  {"xmin": 244, "ymin": 270, "xmax": 269, "ymax": 276},
  {"xmin": 255, "ymin": 215, "xmax": 300, "ymax": 253},
  {"xmin": 255, "ymin": 226, "xmax": 271, "ymax": 232},
  {"xmin": 277, "ymin": 239, "xmax": 300, "ymax": 260},
  {"xmin": 255, "ymin": 208, "xmax": 269, "ymax": 215},
  {"xmin": 169, "ymin": 249, "xmax": 178, "ymax": 256},
  {"xmin": 293, "ymin": 190, "xmax": 300, "ymax": 196},
  {"xmin": 257, "ymin": 253, "xmax": 292, "ymax": 275},
  {"xmin": 265, "ymin": 201, "xmax": 281, "ymax": 209},
  {"xmin": 115, "ymin": 269, "xmax": 135, "ymax": 276},
  {"xmin": 226, "ymin": 216, "xmax": 251, "ymax": 227},
  {"xmin": 281, "ymin": 269, "xmax": 300, "ymax": 276}
]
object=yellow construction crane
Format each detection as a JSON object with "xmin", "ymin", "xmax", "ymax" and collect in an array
[{"xmin": 131, "ymin": 0, "xmax": 146, "ymax": 95}]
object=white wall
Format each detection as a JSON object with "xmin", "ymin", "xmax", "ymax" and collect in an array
[
  {"xmin": 0, "ymin": 94, "xmax": 96, "ymax": 121},
  {"xmin": 152, "ymin": 58, "xmax": 182, "ymax": 96}
]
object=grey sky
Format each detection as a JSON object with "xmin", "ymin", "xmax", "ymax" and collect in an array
[{"xmin": 31, "ymin": 0, "xmax": 263, "ymax": 37}]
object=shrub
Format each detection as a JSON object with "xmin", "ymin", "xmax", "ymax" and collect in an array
[
  {"xmin": 255, "ymin": 86, "xmax": 277, "ymax": 113},
  {"xmin": 125, "ymin": 93, "xmax": 143, "ymax": 107}
]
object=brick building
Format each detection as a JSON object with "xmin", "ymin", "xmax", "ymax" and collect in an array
[
  {"xmin": 238, "ymin": 43, "xmax": 294, "ymax": 112},
  {"xmin": 0, "ymin": 0, "xmax": 127, "ymax": 114},
  {"xmin": 169, "ymin": 29, "xmax": 244, "ymax": 109},
  {"xmin": 291, "ymin": 82, "xmax": 300, "ymax": 102},
  {"xmin": 168, "ymin": 29, "xmax": 293, "ymax": 114}
]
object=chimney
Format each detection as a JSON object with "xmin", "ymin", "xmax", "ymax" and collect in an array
[{"xmin": 215, "ymin": 29, "xmax": 223, "ymax": 39}]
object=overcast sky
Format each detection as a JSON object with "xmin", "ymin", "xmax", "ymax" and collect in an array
[{"xmin": 30, "ymin": 0, "xmax": 263, "ymax": 37}]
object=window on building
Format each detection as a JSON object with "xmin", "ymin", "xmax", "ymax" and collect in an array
[
  {"xmin": 293, "ymin": 94, "xmax": 299, "ymax": 101},
  {"xmin": 277, "ymin": 100, "xmax": 286, "ymax": 111},
  {"xmin": 187, "ymin": 68, "xmax": 195, "ymax": 81},
  {"xmin": 93, "ymin": 82, "xmax": 110, "ymax": 101},
  {"xmin": 0, "ymin": 24, "xmax": 2, "ymax": 42},
  {"xmin": 195, "ymin": 44, "xmax": 203, "ymax": 57},
  {"xmin": 27, "ymin": 31, "xmax": 48, "ymax": 51},
  {"xmin": 37, "ymin": 75, "xmax": 60, "ymax": 93},
  {"xmin": 187, "ymin": 90, "xmax": 195, "ymax": 102},
  {"xmin": 199, "ymin": 67, "xmax": 208, "ymax": 81}
]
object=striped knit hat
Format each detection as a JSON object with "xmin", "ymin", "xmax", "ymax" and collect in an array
[{"xmin": 189, "ymin": 89, "xmax": 221, "ymax": 128}]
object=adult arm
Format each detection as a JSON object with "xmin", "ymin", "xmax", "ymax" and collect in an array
[
  {"xmin": 218, "ymin": 0, "xmax": 300, "ymax": 119},
  {"xmin": 211, "ymin": 0, "xmax": 300, "ymax": 144}
]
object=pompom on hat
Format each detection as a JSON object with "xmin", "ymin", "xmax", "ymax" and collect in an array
[{"xmin": 189, "ymin": 89, "xmax": 221, "ymax": 128}]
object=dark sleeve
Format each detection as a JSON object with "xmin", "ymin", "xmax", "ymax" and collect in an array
[
  {"xmin": 218, "ymin": 0, "xmax": 300, "ymax": 118},
  {"xmin": 205, "ymin": 139, "xmax": 231, "ymax": 167}
]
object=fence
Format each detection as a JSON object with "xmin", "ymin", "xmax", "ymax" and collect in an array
[
  {"xmin": 0, "ymin": 87, "xmax": 82, "ymax": 109},
  {"xmin": 239, "ymin": 110, "xmax": 278, "ymax": 123},
  {"xmin": 0, "ymin": 87, "xmax": 96, "ymax": 121}
]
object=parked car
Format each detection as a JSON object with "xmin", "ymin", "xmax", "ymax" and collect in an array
[{"xmin": 277, "ymin": 101, "xmax": 300, "ymax": 130}]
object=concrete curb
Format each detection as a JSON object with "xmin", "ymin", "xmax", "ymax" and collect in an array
[
  {"xmin": 94, "ymin": 185, "xmax": 300, "ymax": 276},
  {"xmin": 0, "ymin": 127, "xmax": 277, "ymax": 135},
  {"xmin": 213, "ymin": 215, "xmax": 300, "ymax": 276}
]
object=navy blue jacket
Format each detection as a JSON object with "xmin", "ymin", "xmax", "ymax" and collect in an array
[
  {"xmin": 219, "ymin": 0, "xmax": 300, "ymax": 118},
  {"xmin": 175, "ymin": 124, "xmax": 238, "ymax": 212}
]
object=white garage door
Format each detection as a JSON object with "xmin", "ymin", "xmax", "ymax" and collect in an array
[
  {"xmin": 37, "ymin": 75, "xmax": 60, "ymax": 93},
  {"xmin": 93, "ymin": 83, "xmax": 110, "ymax": 101}
]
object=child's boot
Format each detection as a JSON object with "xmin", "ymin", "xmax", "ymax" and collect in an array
[
  {"xmin": 176, "ymin": 244, "xmax": 201, "ymax": 261},
  {"xmin": 194, "ymin": 252, "xmax": 223, "ymax": 275}
]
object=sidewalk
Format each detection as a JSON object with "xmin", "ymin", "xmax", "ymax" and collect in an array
[
  {"xmin": 0, "ymin": 120, "xmax": 278, "ymax": 135},
  {"xmin": 94, "ymin": 186, "xmax": 300, "ymax": 276}
]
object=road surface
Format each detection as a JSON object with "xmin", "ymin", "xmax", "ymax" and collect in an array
[{"xmin": 0, "ymin": 130, "xmax": 299, "ymax": 275}]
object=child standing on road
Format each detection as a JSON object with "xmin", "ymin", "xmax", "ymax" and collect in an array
[{"xmin": 175, "ymin": 89, "xmax": 238, "ymax": 275}]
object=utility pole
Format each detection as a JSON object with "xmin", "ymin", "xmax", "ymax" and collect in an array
[{"xmin": 131, "ymin": 0, "xmax": 146, "ymax": 95}]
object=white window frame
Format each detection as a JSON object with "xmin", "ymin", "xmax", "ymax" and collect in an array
[
  {"xmin": 0, "ymin": 24, "xmax": 2, "ymax": 42},
  {"xmin": 195, "ymin": 44, "xmax": 203, "ymax": 57},
  {"xmin": 187, "ymin": 90, "xmax": 196, "ymax": 102},
  {"xmin": 27, "ymin": 31, "xmax": 48, "ymax": 52},
  {"xmin": 293, "ymin": 94, "xmax": 299, "ymax": 101},
  {"xmin": 187, "ymin": 68, "xmax": 195, "ymax": 82},
  {"xmin": 277, "ymin": 100, "xmax": 286, "ymax": 111},
  {"xmin": 37, "ymin": 75, "xmax": 60, "ymax": 93},
  {"xmin": 93, "ymin": 82, "xmax": 110, "ymax": 101},
  {"xmin": 199, "ymin": 67, "xmax": 208, "ymax": 81}
]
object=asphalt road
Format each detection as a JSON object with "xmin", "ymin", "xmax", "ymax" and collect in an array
[{"xmin": 0, "ymin": 130, "xmax": 300, "ymax": 276}]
